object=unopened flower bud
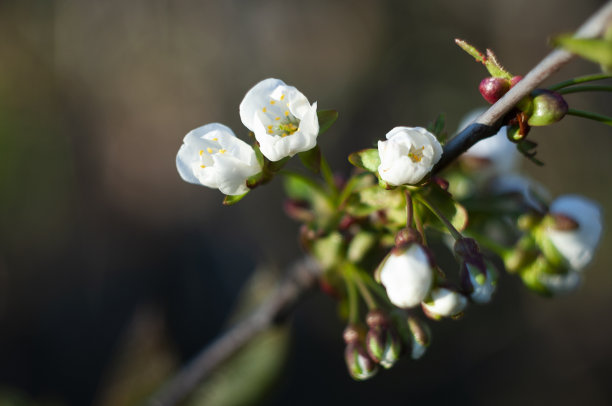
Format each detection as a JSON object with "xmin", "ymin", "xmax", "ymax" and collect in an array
[
  {"xmin": 394, "ymin": 227, "xmax": 421, "ymax": 248},
  {"xmin": 422, "ymin": 287, "xmax": 468, "ymax": 319},
  {"xmin": 479, "ymin": 77, "xmax": 511, "ymax": 104},
  {"xmin": 542, "ymin": 195, "xmax": 602, "ymax": 271},
  {"xmin": 378, "ymin": 244, "xmax": 434, "ymax": 308},
  {"xmin": 455, "ymin": 238, "xmax": 498, "ymax": 304},
  {"xmin": 365, "ymin": 310, "xmax": 402, "ymax": 369},
  {"xmin": 407, "ymin": 316, "xmax": 431, "ymax": 360},
  {"xmin": 344, "ymin": 325, "xmax": 378, "ymax": 380},
  {"xmin": 519, "ymin": 256, "xmax": 582, "ymax": 296},
  {"xmin": 526, "ymin": 89, "xmax": 568, "ymax": 126}
]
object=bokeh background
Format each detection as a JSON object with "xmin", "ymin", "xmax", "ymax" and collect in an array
[{"xmin": 1, "ymin": 0, "xmax": 611, "ymax": 405}]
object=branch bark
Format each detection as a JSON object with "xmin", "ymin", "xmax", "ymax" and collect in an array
[{"xmin": 147, "ymin": 2, "xmax": 612, "ymax": 405}]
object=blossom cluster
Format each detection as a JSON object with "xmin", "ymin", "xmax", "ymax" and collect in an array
[{"xmin": 175, "ymin": 76, "xmax": 604, "ymax": 382}]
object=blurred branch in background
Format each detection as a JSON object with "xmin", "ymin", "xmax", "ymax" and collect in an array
[{"xmin": 146, "ymin": 3, "xmax": 612, "ymax": 404}]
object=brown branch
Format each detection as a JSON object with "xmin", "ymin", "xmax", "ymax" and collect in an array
[
  {"xmin": 434, "ymin": 0, "xmax": 612, "ymax": 172},
  {"xmin": 146, "ymin": 258, "xmax": 321, "ymax": 406},
  {"xmin": 146, "ymin": 2, "xmax": 612, "ymax": 405}
]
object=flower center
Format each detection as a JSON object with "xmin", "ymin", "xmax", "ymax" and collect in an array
[
  {"xmin": 408, "ymin": 145, "xmax": 425, "ymax": 163},
  {"xmin": 262, "ymin": 95, "xmax": 300, "ymax": 138}
]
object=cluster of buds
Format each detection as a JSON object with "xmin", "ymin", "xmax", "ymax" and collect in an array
[
  {"xmin": 176, "ymin": 49, "xmax": 606, "ymax": 382},
  {"xmin": 507, "ymin": 195, "xmax": 602, "ymax": 296}
]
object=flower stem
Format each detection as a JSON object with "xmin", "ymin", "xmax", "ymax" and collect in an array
[
  {"xmin": 465, "ymin": 230, "xmax": 512, "ymax": 258},
  {"xmin": 413, "ymin": 202, "xmax": 428, "ymax": 246},
  {"xmin": 548, "ymin": 73, "xmax": 612, "ymax": 91},
  {"xmin": 344, "ymin": 270, "xmax": 360, "ymax": 324},
  {"xmin": 566, "ymin": 108, "xmax": 612, "ymax": 125},
  {"xmin": 405, "ymin": 189, "xmax": 414, "ymax": 228},
  {"xmin": 416, "ymin": 195, "xmax": 463, "ymax": 240},
  {"xmin": 320, "ymin": 155, "xmax": 338, "ymax": 197},
  {"xmin": 558, "ymin": 85, "xmax": 612, "ymax": 95}
]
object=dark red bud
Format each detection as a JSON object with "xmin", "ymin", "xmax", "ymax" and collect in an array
[
  {"xmin": 479, "ymin": 77, "xmax": 511, "ymax": 104},
  {"xmin": 395, "ymin": 228, "xmax": 421, "ymax": 248},
  {"xmin": 510, "ymin": 75, "xmax": 523, "ymax": 87}
]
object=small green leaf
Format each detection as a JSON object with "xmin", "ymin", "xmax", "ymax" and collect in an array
[
  {"xmin": 346, "ymin": 186, "xmax": 404, "ymax": 217},
  {"xmin": 312, "ymin": 232, "xmax": 344, "ymax": 272},
  {"xmin": 317, "ymin": 110, "xmax": 338, "ymax": 135},
  {"xmin": 223, "ymin": 192, "xmax": 248, "ymax": 206},
  {"xmin": 416, "ymin": 184, "xmax": 468, "ymax": 232},
  {"xmin": 455, "ymin": 39, "xmax": 512, "ymax": 78},
  {"xmin": 552, "ymin": 35, "xmax": 612, "ymax": 70},
  {"xmin": 348, "ymin": 148, "xmax": 380, "ymax": 172},
  {"xmin": 427, "ymin": 114, "xmax": 447, "ymax": 144},
  {"xmin": 298, "ymin": 145, "xmax": 321, "ymax": 173}
]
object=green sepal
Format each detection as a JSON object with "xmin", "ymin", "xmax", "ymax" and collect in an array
[
  {"xmin": 348, "ymin": 148, "xmax": 380, "ymax": 173},
  {"xmin": 253, "ymin": 142, "xmax": 265, "ymax": 169},
  {"xmin": 427, "ymin": 113, "xmax": 447, "ymax": 144},
  {"xmin": 317, "ymin": 110, "xmax": 338, "ymax": 135},
  {"xmin": 267, "ymin": 156, "xmax": 290, "ymax": 173},
  {"xmin": 283, "ymin": 172, "xmax": 334, "ymax": 228},
  {"xmin": 347, "ymin": 231, "xmax": 377, "ymax": 262},
  {"xmin": 455, "ymin": 39, "xmax": 512, "ymax": 79},
  {"xmin": 298, "ymin": 145, "xmax": 321, "ymax": 173},
  {"xmin": 552, "ymin": 35, "xmax": 612, "ymax": 72},
  {"xmin": 416, "ymin": 184, "xmax": 468, "ymax": 232},
  {"xmin": 223, "ymin": 192, "xmax": 248, "ymax": 206}
]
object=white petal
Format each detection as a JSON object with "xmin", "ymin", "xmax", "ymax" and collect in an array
[
  {"xmin": 547, "ymin": 195, "xmax": 603, "ymax": 270},
  {"xmin": 422, "ymin": 287, "xmax": 468, "ymax": 317},
  {"xmin": 380, "ymin": 245, "xmax": 433, "ymax": 308},
  {"xmin": 377, "ymin": 127, "xmax": 442, "ymax": 186}
]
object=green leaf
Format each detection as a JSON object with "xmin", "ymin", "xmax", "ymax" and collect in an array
[
  {"xmin": 348, "ymin": 148, "xmax": 380, "ymax": 173},
  {"xmin": 427, "ymin": 113, "xmax": 447, "ymax": 144},
  {"xmin": 416, "ymin": 184, "xmax": 468, "ymax": 232},
  {"xmin": 552, "ymin": 35, "xmax": 612, "ymax": 71},
  {"xmin": 223, "ymin": 192, "xmax": 248, "ymax": 206},
  {"xmin": 346, "ymin": 185, "xmax": 404, "ymax": 217},
  {"xmin": 283, "ymin": 172, "xmax": 334, "ymax": 226},
  {"xmin": 317, "ymin": 110, "xmax": 338, "ymax": 135},
  {"xmin": 298, "ymin": 145, "xmax": 321, "ymax": 173}
]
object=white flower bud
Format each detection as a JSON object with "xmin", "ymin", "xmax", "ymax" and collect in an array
[
  {"xmin": 377, "ymin": 127, "xmax": 443, "ymax": 186},
  {"xmin": 176, "ymin": 123, "xmax": 261, "ymax": 195},
  {"xmin": 379, "ymin": 244, "xmax": 434, "ymax": 308},
  {"xmin": 422, "ymin": 287, "xmax": 468, "ymax": 318},
  {"xmin": 546, "ymin": 195, "xmax": 603, "ymax": 271},
  {"xmin": 239, "ymin": 78, "xmax": 318, "ymax": 162}
]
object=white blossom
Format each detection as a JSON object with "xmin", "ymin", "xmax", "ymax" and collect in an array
[
  {"xmin": 379, "ymin": 244, "xmax": 434, "ymax": 308},
  {"xmin": 546, "ymin": 195, "xmax": 603, "ymax": 271},
  {"xmin": 458, "ymin": 108, "xmax": 520, "ymax": 177},
  {"xmin": 377, "ymin": 127, "xmax": 442, "ymax": 186},
  {"xmin": 239, "ymin": 78, "xmax": 318, "ymax": 162},
  {"xmin": 422, "ymin": 287, "xmax": 468, "ymax": 318},
  {"xmin": 176, "ymin": 123, "xmax": 261, "ymax": 195}
]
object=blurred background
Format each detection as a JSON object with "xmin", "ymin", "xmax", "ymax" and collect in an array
[{"xmin": 1, "ymin": 0, "xmax": 611, "ymax": 405}]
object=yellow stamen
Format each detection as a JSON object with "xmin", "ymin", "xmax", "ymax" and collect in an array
[
  {"xmin": 282, "ymin": 133, "xmax": 289, "ymax": 137},
  {"xmin": 200, "ymin": 164, "xmax": 206, "ymax": 168},
  {"xmin": 280, "ymin": 94, "xmax": 285, "ymax": 100},
  {"xmin": 199, "ymin": 150, "xmax": 204, "ymax": 156},
  {"xmin": 262, "ymin": 107, "xmax": 267, "ymax": 113},
  {"xmin": 275, "ymin": 117, "xmax": 280, "ymax": 121},
  {"xmin": 267, "ymin": 125, "xmax": 273, "ymax": 130},
  {"xmin": 207, "ymin": 147, "xmax": 213, "ymax": 154},
  {"xmin": 270, "ymin": 100, "xmax": 276, "ymax": 105},
  {"xmin": 219, "ymin": 149, "xmax": 227, "ymax": 154},
  {"xmin": 212, "ymin": 138, "xmax": 218, "ymax": 141},
  {"xmin": 284, "ymin": 111, "xmax": 289, "ymax": 116}
]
